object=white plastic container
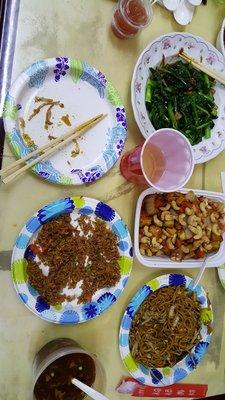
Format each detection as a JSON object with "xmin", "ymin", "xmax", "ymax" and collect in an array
[
  {"xmin": 32, "ymin": 338, "xmax": 106, "ymax": 400},
  {"xmin": 134, "ymin": 187, "xmax": 225, "ymax": 268},
  {"xmin": 216, "ymin": 18, "xmax": 225, "ymax": 59}
]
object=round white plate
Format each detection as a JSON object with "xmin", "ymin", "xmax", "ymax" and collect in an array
[
  {"xmin": 3, "ymin": 58, "xmax": 127, "ymax": 185},
  {"xmin": 131, "ymin": 32, "xmax": 225, "ymax": 164}
]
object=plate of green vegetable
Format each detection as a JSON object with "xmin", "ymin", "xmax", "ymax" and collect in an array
[{"xmin": 132, "ymin": 32, "xmax": 225, "ymax": 163}]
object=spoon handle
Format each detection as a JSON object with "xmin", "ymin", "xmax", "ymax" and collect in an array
[{"xmin": 71, "ymin": 378, "xmax": 110, "ymax": 400}]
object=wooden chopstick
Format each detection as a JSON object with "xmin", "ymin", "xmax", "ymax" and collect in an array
[
  {"xmin": 2, "ymin": 113, "xmax": 107, "ymax": 184},
  {"xmin": 179, "ymin": 50, "xmax": 225, "ymax": 86},
  {"xmin": 0, "ymin": 113, "xmax": 104, "ymax": 178}
]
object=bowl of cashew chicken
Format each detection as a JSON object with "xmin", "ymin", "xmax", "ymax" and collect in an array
[{"xmin": 134, "ymin": 188, "xmax": 225, "ymax": 268}]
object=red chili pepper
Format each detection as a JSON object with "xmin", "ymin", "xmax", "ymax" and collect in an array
[
  {"xmin": 30, "ymin": 244, "xmax": 43, "ymax": 256},
  {"xmin": 195, "ymin": 248, "xmax": 205, "ymax": 259}
]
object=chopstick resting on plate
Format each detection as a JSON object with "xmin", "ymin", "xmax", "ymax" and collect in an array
[
  {"xmin": 179, "ymin": 49, "xmax": 225, "ymax": 86},
  {"xmin": 0, "ymin": 113, "xmax": 107, "ymax": 184}
]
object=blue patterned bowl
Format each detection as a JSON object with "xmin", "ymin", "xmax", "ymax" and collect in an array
[
  {"xmin": 11, "ymin": 196, "xmax": 133, "ymax": 324},
  {"xmin": 119, "ymin": 273, "xmax": 213, "ymax": 386}
]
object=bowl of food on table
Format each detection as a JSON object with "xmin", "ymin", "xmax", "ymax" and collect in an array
[
  {"xmin": 134, "ymin": 188, "xmax": 225, "ymax": 268},
  {"xmin": 119, "ymin": 273, "xmax": 213, "ymax": 386},
  {"xmin": 132, "ymin": 32, "xmax": 225, "ymax": 164},
  {"xmin": 11, "ymin": 196, "xmax": 133, "ymax": 324}
]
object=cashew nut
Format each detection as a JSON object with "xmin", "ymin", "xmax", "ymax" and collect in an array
[
  {"xmin": 159, "ymin": 203, "xmax": 170, "ymax": 211},
  {"xmin": 172, "ymin": 234, "xmax": 177, "ymax": 244},
  {"xmin": 152, "ymin": 237, "xmax": 158, "ymax": 246},
  {"xmin": 140, "ymin": 236, "xmax": 149, "ymax": 244},
  {"xmin": 166, "ymin": 228, "xmax": 176, "ymax": 236},
  {"xmin": 162, "ymin": 229, "xmax": 170, "ymax": 237},
  {"xmin": 165, "ymin": 213, "xmax": 174, "ymax": 221},
  {"xmin": 187, "ymin": 215, "xmax": 200, "ymax": 227},
  {"xmin": 143, "ymin": 225, "xmax": 152, "ymax": 238},
  {"xmin": 193, "ymin": 226, "xmax": 203, "ymax": 240},
  {"xmin": 152, "ymin": 237, "xmax": 163, "ymax": 249},
  {"xmin": 171, "ymin": 200, "xmax": 180, "ymax": 211},
  {"xmin": 181, "ymin": 245, "xmax": 190, "ymax": 254},
  {"xmin": 153, "ymin": 214, "xmax": 163, "ymax": 227},
  {"xmin": 178, "ymin": 230, "xmax": 186, "ymax": 241},
  {"xmin": 140, "ymin": 247, "xmax": 146, "ymax": 256},
  {"xmin": 185, "ymin": 191, "xmax": 196, "ymax": 202},
  {"xmin": 203, "ymin": 243, "xmax": 213, "ymax": 251},
  {"xmin": 146, "ymin": 249, "xmax": 153, "ymax": 256},
  {"xmin": 188, "ymin": 225, "xmax": 198, "ymax": 234},
  {"xmin": 161, "ymin": 211, "xmax": 171, "ymax": 221},
  {"xmin": 166, "ymin": 238, "xmax": 175, "ymax": 250},
  {"xmin": 164, "ymin": 220, "xmax": 174, "ymax": 227},
  {"xmin": 155, "ymin": 250, "xmax": 163, "ymax": 256},
  {"xmin": 200, "ymin": 202, "xmax": 207, "ymax": 217},
  {"xmin": 193, "ymin": 240, "xmax": 203, "ymax": 249},
  {"xmin": 179, "ymin": 214, "xmax": 187, "ymax": 226},
  {"xmin": 210, "ymin": 212, "xmax": 219, "ymax": 223},
  {"xmin": 202, "ymin": 236, "xmax": 210, "ymax": 243},
  {"xmin": 212, "ymin": 223, "xmax": 221, "ymax": 236},
  {"xmin": 140, "ymin": 216, "xmax": 152, "ymax": 227},
  {"xmin": 206, "ymin": 226, "xmax": 212, "ymax": 238},
  {"xmin": 145, "ymin": 196, "xmax": 156, "ymax": 215},
  {"xmin": 185, "ymin": 207, "xmax": 194, "ymax": 216}
]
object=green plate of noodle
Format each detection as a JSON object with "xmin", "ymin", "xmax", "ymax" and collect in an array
[{"xmin": 119, "ymin": 273, "xmax": 213, "ymax": 386}]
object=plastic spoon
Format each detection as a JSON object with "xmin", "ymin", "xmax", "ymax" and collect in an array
[
  {"xmin": 163, "ymin": 0, "xmax": 181, "ymax": 11},
  {"xmin": 173, "ymin": 0, "xmax": 195, "ymax": 25},
  {"xmin": 188, "ymin": 0, "xmax": 202, "ymax": 5},
  {"xmin": 188, "ymin": 257, "xmax": 208, "ymax": 291},
  {"xmin": 71, "ymin": 378, "xmax": 110, "ymax": 400}
]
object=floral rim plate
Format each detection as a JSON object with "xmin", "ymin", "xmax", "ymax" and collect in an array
[
  {"xmin": 218, "ymin": 264, "xmax": 225, "ymax": 289},
  {"xmin": 11, "ymin": 196, "xmax": 133, "ymax": 324},
  {"xmin": 119, "ymin": 274, "xmax": 213, "ymax": 386},
  {"xmin": 131, "ymin": 32, "xmax": 225, "ymax": 164},
  {"xmin": 3, "ymin": 57, "xmax": 127, "ymax": 185}
]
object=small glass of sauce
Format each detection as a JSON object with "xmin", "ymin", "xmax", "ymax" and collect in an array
[{"xmin": 111, "ymin": 0, "xmax": 153, "ymax": 39}]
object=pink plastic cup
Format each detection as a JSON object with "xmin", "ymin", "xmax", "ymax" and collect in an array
[{"xmin": 120, "ymin": 128, "xmax": 194, "ymax": 192}]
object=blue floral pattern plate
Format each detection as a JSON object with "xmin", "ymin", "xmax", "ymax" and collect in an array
[
  {"xmin": 119, "ymin": 274, "xmax": 213, "ymax": 386},
  {"xmin": 132, "ymin": 33, "xmax": 225, "ymax": 164},
  {"xmin": 11, "ymin": 196, "xmax": 133, "ymax": 324},
  {"xmin": 3, "ymin": 58, "xmax": 127, "ymax": 185}
]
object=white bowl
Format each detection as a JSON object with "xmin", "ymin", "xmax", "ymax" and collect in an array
[
  {"xmin": 216, "ymin": 18, "xmax": 225, "ymax": 59},
  {"xmin": 134, "ymin": 187, "xmax": 225, "ymax": 268}
]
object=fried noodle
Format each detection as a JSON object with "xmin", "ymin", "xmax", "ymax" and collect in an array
[{"xmin": 129, "ymin": 286, "xmax": 201, "ymax": 368}]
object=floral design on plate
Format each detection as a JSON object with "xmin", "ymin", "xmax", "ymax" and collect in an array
[
  {"xmin": 11, "ymin": 196, "xmax": 133, "ymax": 324},
  {"xmin": 119, "ymin": 274, "xmax": 213, "ymax": 387},
  {"xmin": 3, "ymin": 57, "xmax": 127, "ymax": 186},
  {"xmin": 132, "ymin": 33, "xmax": 225, "ymax": 164},
  {"xmin": 54, "ymin": 57, "xmax": 69, "ymax": 82},
  {"xmin": 71, "ymin": 166, "xmax": 104, "ymax": 183}
]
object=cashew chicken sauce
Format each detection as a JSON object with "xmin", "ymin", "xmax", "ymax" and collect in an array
[{"xmin": 139, "ymin": 191, "xmax": 225, "ymax": 261}]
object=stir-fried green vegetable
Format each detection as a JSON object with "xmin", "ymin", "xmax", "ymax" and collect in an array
[{"xmin": 145, "ymin": 60, "xmax": 218, "ymax": 145}]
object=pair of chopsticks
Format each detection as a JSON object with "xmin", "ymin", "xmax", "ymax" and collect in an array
[
  {"xmin": 0, "ymin": 113, "xmax": 106, "ymax": 184},
  {"xmin": 179, "ymin": 49, "xmax": 225, "ymax": 86}
]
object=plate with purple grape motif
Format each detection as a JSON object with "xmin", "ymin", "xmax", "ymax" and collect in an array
[
  {"xmin": 3, "ymin": 57, "xmax": 127, "ymax": 185},
  {"xmin": 11, "ymin": 196, "xmax": 133, "ymax": 324}
]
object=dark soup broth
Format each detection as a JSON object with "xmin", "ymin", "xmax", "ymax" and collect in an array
[{"xmin": 34, "ymin": 353, "xmax": 96, "ymax": 400}]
